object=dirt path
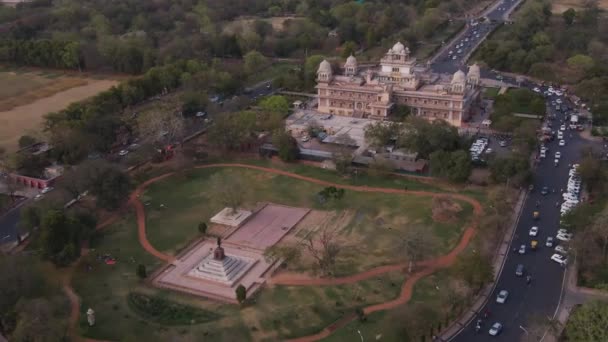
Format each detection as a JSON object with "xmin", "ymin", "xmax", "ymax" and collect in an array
[{"xmin": 66, "ymin": 163, "xmax": 483, "ymax": 342}]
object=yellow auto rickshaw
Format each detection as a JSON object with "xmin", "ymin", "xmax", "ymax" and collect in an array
[
  {"xmin": 531, "ymin": 240, "xmax": 538, "ymax": 250},
  {"xmin": 533, "ymin": 211, "xmax": 540, "ymax": 220}
]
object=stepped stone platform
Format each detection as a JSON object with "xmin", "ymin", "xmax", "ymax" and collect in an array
[
  {"xmin": 210, "ymin": 208, "xmax": 252, "ymax": 228},
  {"xmin": 151, "ymin": 203, "xmax": 310, "ymax": 303}
]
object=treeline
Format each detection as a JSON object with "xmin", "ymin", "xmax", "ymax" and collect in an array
[
  {"xmin": 476, "ymin": 0, "xmax": 608, "ymax": 125},
  {"xmin": 0, "ymin": 0, "xmax": 487, "ymax": 73},
  {"xmin": 0, "ymin": 39, "xmax": 81, "ymax": 69}
]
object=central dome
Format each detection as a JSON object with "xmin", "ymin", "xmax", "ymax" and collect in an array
[{"xmin": 392, "ymin": 42, "xmax": 405, "ymax": 53}]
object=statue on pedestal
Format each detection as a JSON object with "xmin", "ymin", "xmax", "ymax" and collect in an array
[
  {"xmin": 86, "ymin": 308, "xmax": 95, "ymax": 326},
  {"xmin": 213, "ymin": 237, "xmax": 225, "ymax": 260}
]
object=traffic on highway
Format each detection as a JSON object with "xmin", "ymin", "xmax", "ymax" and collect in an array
[
  {"xmin": 432, "ymin": 0, "xmax": 522, "ymax": 74},
  {"xmin": 451, "ymin": 85, "xmax": 596, "ymax": 341}
]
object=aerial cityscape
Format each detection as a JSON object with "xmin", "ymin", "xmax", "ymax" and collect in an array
[{"xmin": 0, "ymin": 0, "xmax": 607, "ymax": 341}]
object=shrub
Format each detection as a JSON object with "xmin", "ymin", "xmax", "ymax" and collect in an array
[{"xmin": 127, "ymin": 293, "xmax": 220, "ymax": 325}]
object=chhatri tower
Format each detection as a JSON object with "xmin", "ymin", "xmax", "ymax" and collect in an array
[{"xmin": 316, "ymin": 42, "xmax": 481, "ymax": 127}]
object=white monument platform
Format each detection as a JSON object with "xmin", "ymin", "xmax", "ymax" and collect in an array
[{"xmin": 210, "ymin": 208, "xmax": 252, "ymax": 228}]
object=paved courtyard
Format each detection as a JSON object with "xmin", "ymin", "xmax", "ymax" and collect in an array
[{"xmin": 226, "ymin": 203, "xmax": 310, "ymax": 250}]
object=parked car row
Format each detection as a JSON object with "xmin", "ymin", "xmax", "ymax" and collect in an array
[
  {"xmin": 560, "ymin": 164, "xmax": 581, "ymax": 215},
  {"xmin": 470, "ymin": 137, "xmax": 489, "ymax": 161}
]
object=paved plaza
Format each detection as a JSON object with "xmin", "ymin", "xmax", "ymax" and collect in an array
[{"xmin": 151, "ymin": 203, "xmax": 310, "ymax": 303}]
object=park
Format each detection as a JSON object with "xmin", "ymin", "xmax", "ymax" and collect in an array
[{"xmin": 67, "ymin": 161, "xmax": 489, "ymax": 341}]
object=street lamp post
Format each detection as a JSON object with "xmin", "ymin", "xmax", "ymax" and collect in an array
[
  {"xmin": 519, "ymin": 325, "xmax": 529, "ymax": 335},
  {"xmin": 357, "ymin": 329, "xmax": 364, "ymax": 342}
]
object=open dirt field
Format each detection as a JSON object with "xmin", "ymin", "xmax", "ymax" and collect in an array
[
  {"xmin": 551, "ymin": 0, "xmax": 608, "ymax": 13},
  {"xmin": 0, "ymin": 71, "xmax": 118, "ymax": 150}
]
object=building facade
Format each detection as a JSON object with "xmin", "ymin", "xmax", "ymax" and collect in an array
[{"xmin": 316, "ymin": 42, "xmax": 481, "ymax": 127}]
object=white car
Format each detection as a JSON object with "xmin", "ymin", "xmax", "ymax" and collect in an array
[
  {"xmin": 557, "ymin": 132, "xmax": 564, "ymax": 140},
  {"xmin": 519, "ymin": 244, "xmax": 526, "ymax": 254},
  {"xmin": 558, "ymin": 229, "xmax": 569, "ymax": 235},
  {"xmin": 41, "ymin": 187, "xmax": 54, "ymax": 194},
  {"xmin": 555, "ymin": 245, "xmax": 568, "ymax": 254},
  {"xmin": 556, "ymin": 98, "xmax": 563, "ymax": 104},
  {"xmin": 489, "ymin": 322, "xmax": 503, "ymax": 336},
  {"xmin": 551, "ymin": 253, "xmax": 568, "ymax": 266},
  {"xmin": 529, "ymin": 226, "xmax": 539, "ymax": 236},
  {"xmin": 556, "ymin": 233, "xmax": 573, "ymax": 241},
  {"xmin": 559, "ymin": 140, "xmax": 565, "ymax": 146},
  {"xmin": 555, "ymin": 152, "xmax": 561, "ymax": 159},
  {"xmin": 496, "ymin": 290, "xmax": 509, "ymax": 304},
  {"xmin": 533, "ymin": 87, "xmax": 541, "ymax": 93},
  {"xmin": 34, "ymin": 194, "xmax": 44, "ymax": 201},
  {"xmin": 560, "ymin": 125, "xmax": 566, "ymax": 131},
  {"xmin": 555, "ymin": 91, "xmax": 563, "ymax": 96},
  {"xmin": 119, "ymin": 150, "xmax": 129, "ymax": 156},
  {"xmin": 546, "ymin": 236, "xmax": 554, "ymax": 247},
  {"xmin": 301, "ymin": 136, "xmax": 310, "ymax": 142}
]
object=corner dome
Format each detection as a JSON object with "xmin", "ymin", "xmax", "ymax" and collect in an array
[
  {"xmin": 452, "ymin": 70, "xmax": 466, "ymax": 83},
  {"xmin": 317, "ymin": 59, "xmax": 332, "ymax": 74},
  {"xmin": 468, "ymin": 63, "xmax": 480, "ymax": 75},
  {"xmin": 345, "ymin": 55, "xmax": 357, "ymax": 65},
  {"xmin": 392, "ymin": 42, "xmax": 405, "ymax": 53}
]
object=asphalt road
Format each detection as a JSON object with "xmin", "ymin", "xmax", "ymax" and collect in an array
[
  {"xmin": 451, "ymin": 87, "xmax": 598, "ymax": 341},
  {"xmin": 0, "ymin": 205, "xmax": 22, "ymax": 244},
  {"xmin": 431, "ymin": 0, "xmax": 522, "ymax": 75}
]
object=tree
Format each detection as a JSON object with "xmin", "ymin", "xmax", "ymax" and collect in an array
[
  {"xmin": 364, "ymin": 121, "xmax": 400, "ymax": 148},
  {"xmin": 564, "ymin": 301, "xmax": 608, "ymax": 341},
  {"xmin": 303, "ymin": 216, "xmax": 343, "ymax": 275},
  {"xmin": 562, "ymin": 8, "xmax": 576, "ymax": 25},
  {"xmin": 19, "ymin": 206, "xmax": 41, "ymax": 234},
  {"xmin": 391, "ymin": 104, "xmax": 411, "ymax": 121},
  {"xmin": 399, "ymin": 224, "xmax": 439, "ymax": 272},
  {"xmin": 453, "ymin": 251, "xmax": 494, "ymax": 290},
  {"xmin": 398, "ymin": 117, "xmax": 460, "ymax": 158},
  {"xmin": 39, "ymin": 209, "xmax": 96, "ymax": 266},
  {"xmin": 243, "ymin": 50, "xmax": 268, "ymax": 75},
  {"xmin": 235, "ymin": 284, "xmax": 247, "ymax": 304},
  {"xmin": 272, "ymin": 130, "xmax": 299, "ymax": 162},
  {"xmin": 207, "ymin": 111, "xmax": 257, "ymax": 151},
  {"xmin": 209, "ymin": 170, "xmax": 246, "ymax": 214},
  {"xmin": 198, "ymin": 222, "xmax": 207, "ymax": 235},
  {"xmin": 136, "ymin": 264, "xmax": 147, "ymax": 279},
  {"xmin": 567, "ymin": 54, "xmax": 595, "ymax": 72},
  {"xmin": 577, "ymin": 155, "xmax": 605, "ymax": 193},
  {"xmin": 489, "ymin": 154, "xmax": 530, "ymax": 185},
  {"xmin": 332, "ymin": 133, "xmax": 356, "ymax": 175},
  {"xmin": 259, "ymin": 95, "xmax": 290, "ymax": 116},
  {"xmin": 18, "ymin": 135, "xmax": 37, "ymax": 149},
  {"xmin": 304, "ymin": 55, "xmax": 325, "ymax": 90},
  {"xmin": 429, "ymin": 150, "xmax": 471, "ymax": 183},
  {"xmin": 180, "ymin": 91, "xmax": 208, "ymax": 117},
  {"xmin": 89, "ymin": 166, "xmax": 132, "ymax": 210},
  {"xmin": 137, "ymin": 104, "xmax": 185, "ymax": 145},
  {"xmin": 341, "ymin": 41, "xmax": 357, "ymax": 58}
]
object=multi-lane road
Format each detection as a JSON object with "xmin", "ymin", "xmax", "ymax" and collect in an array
[
  {"xmin": 432, "ymin": 0, "xmax": 523, "ymax": 75},
  {"xmin": 450, "ymin": 87, "xmax": 597, "ymax": 341}
]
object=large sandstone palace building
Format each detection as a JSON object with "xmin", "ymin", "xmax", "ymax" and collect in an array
[{"xmin": 316, "ymin": 42, "xmax": 481, "ymax": 127}]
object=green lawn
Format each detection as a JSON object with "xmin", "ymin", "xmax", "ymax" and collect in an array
[
  {"xmin": 483, "ymin": 87, "xmax": 500, "ymax": 100},
  {"xmin": 142, "ymin": 166, "xmax": 473, "ymax": 276}
]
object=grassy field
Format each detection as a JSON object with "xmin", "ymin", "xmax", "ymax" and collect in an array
[
  {"xmin": 483, "ymin": 87, "xmax": 500, "ymax": 100},
  {"xmin": 141, "ymin": 166, "xmax": 473, "ymax": 275},
  {"xmin": 0, "ymin": 68, "xmax": 118, "ymax": 151},
  {"xmin": 72, "ymin": 211, "xmax": 408, "ymax": 341}
]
